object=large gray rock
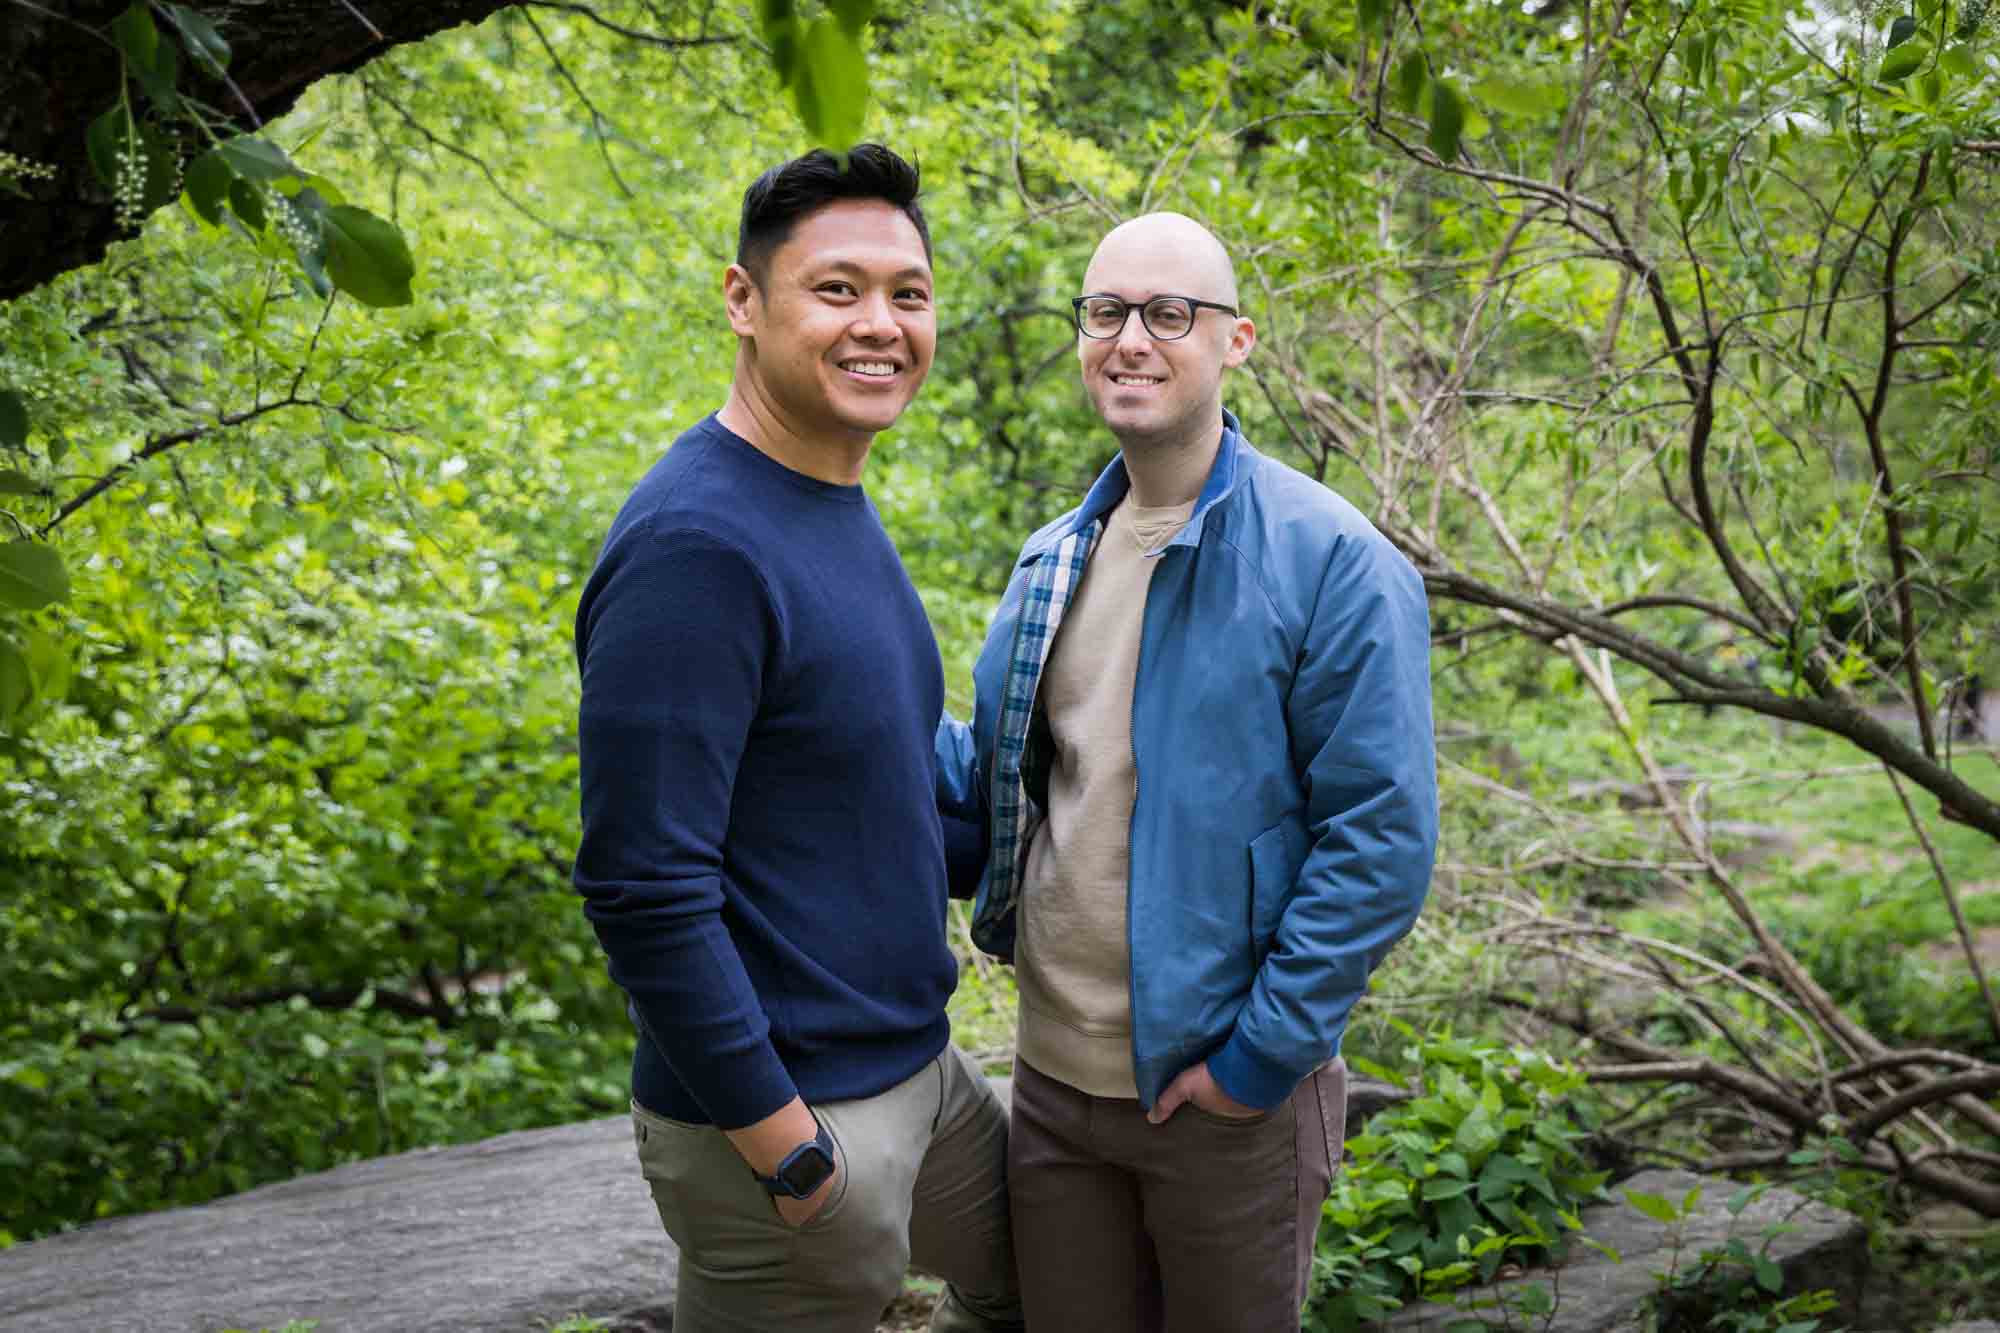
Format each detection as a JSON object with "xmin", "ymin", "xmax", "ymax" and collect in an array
[
  {"xmin": 1380, "ymin": 1168, "xmax": 1869, "ymax": 1332},
  {"xmin": 0, "ymin": 1074, "xmax": 1407, "ymax": 1332},
  {"xmin": 0, "ymin": 1116, "xmax": 676, "ymax": 1333}
]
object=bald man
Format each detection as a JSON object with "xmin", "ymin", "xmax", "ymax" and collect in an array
[{"xmin": 937, "ymin": 214, "xmax": 1439, "ymax": 1329}]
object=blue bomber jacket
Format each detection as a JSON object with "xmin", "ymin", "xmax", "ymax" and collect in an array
[{"xmin": 936, "ymin": 412, "xmax": 1439, "ymax": 1112}]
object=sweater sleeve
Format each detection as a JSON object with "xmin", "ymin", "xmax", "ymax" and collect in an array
[
  {"xmin": 935, "ymin": 712, "xmax": 988, "ymax": 900},
  {"xmin": 573, "ymin": 519, "xmax": 797, "ymax": 1129}
]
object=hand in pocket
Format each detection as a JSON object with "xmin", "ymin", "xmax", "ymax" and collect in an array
[{"xmin": 774, "ymin": 1139, "xmax": 844, "ymax": 1228}]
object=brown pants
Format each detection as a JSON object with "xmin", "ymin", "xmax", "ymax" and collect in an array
[{"xmin": 1008, "ymin": 1056, "xmax": 1346, "ymax": 1333}]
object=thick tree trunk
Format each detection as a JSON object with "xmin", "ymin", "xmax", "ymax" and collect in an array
[{"xmin": 0, "ymin": 0, "xmax": 512, "ymax": 303}]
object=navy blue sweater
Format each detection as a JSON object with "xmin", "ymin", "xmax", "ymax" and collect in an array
[{"xmin": 573, "ymin": 416, "xmax": 959, "ymax": 1128}]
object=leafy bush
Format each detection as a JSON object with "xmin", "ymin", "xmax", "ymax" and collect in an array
[
  {"xmin": 1305, "ymin": 1033, "xmax": 1610, "ymax": 1332},
  {"xmin": 1763, "ymin": 890, "xmax": 1997, "ymax": 1061}
]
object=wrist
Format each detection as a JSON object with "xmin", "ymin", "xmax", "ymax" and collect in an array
[{"xmin": 724, "ymin": 1097, "xmax": 819, "ymax": 1177}]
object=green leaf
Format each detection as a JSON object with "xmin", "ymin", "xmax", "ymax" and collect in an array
[
  {"xmin": 0, "ymin": 637, "xmax": 28, "ymax": 724},
  {"xmin": 21, "ymin": 628, "xmax": 69, "ymax": 703},
  {"xmin": 319, "ymin": 203, "xmax": 416, "ymax": 307},
  {"xmin": 228, "ymin": 177, "xmax": 268, "ymax": 232},
  {"xmin": 1624, "ymin": 1188, "xmax": 1680, "ymax": 1223},
  {"xmin": 1453, "ymin": 1105, "xmax": 1500, "ymax": 1154},
  {"xmin": 792, "ymin": 18, "xmax": 869, "ymax": 150},
  {"xmin": 1886, "ymin": 14, "xmax": 1919, "ymax": 48},
  {"xmin": 1348, "ymin": 1056, "xmax": 1404, "ymax": 1087},
  {"xmin": 1754, "ymin": 1255, "xmax": 1784, "ymax": 1292},
  {"xmin": 184, "ymin": 148, "xmax": 233, "ymax": 226},
  {"xmin": 166, "ymin": 4, "xmax": 231, "ymax": 72},
  {"xmin": 109, "ymin": 2, "xmax": 182, "ymax": 114},
  {"xmin": 1682, "ymin": 31, "xmax": 1706, "ymax": 82},
  {"xmin": 277, "ymin": 172, "xmax": 348, "ymax": 208},
  {"xmin": 1941, "ymin": 44, "xmax": 1978, "ymax": 77},
  {"xmin": 0, "ymin": 541, "xmax": 70, "ymax": 611},
  {"xmin": 829, "ymin": 0, "xmax": 872, "ymax": 39},
  {"xmin": 1395, "ymin": 51, "xmax": 1428, "ymax": 113},
  {"xmin": 1470, "ymin": 75, "xmax": 1558, "ymax": 117},
  {"xmin": 0, "ymin": 390, "xmax": 26, "ymax": 450},
  {"xmin": 86, "ymin": 106, "xmax": 128, "ymax": 188},
  {"xmin": 1422, "ymin": 1176, "xmax": 1476, "ymax": 1199},
  {"xmin": 1879, "ymin": 39, "xmax": 1928, "ymax": 80},
  {"xmin": 1356, "ymin": 0, "xmax": 1387, "ymax": 35},
  {"xmin": 1427, "ymin": 78, "xmax": 1464, "ymax": 160},
  {"xmin": 1516, "ymin": 1283, "xmax": 1555, "ymax": 1316},
  {"xmin": 131, "ymin": 33, "xmax": 181, "ymax": 112},
  {"xmin": 759, "ymin": 0, "xmax": 799, "ymax": 81},
  {"xmin": 216, "ymin": 136, "xmax": 303, "ymax": 183},
  {"xmin": 0, "ymin": 470, "xmax": 40, "ymax": 495},
  {"xmin": 109, "ymin": 3, "xmax": 159, "ymax": 69}
]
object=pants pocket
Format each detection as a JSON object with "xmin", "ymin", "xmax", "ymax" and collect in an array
[{"xmin": 1314, "ymin": 1060, "xmax": 1348, "ymax": 1182}]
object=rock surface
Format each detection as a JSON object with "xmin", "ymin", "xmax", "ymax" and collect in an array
[
  {"xmin": 1380, "ymin": 1168, "xmax": 1870, "ymax": 1332},
  {"xmin": 0, "ymin": 1074, "xmax": 1409, "ymax": 1333},
  {"xmin": 0, "ymin": 1115, "xmax": 676, "ymax": 1333},
  {"xmin": 1, "ymin": 1087, "xmax": 1866, "ymax": 1333}
]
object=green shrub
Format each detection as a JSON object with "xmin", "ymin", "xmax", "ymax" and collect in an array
[{"xmin": 1305, "ymin": 1032, "xmax": 1610, "ymax": 1332}]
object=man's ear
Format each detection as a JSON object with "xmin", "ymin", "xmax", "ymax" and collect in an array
[
  {"xmin": 723, "ymin": 263, "xmax": 760, "ymax": 337},
  {"xmin": 1222, "ymin": 315, "xmax": 1257, "ymax": 368}
]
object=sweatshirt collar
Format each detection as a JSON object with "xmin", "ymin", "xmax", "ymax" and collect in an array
[{"xmin": 1064, "ymin": 408, "xmax": 1247, "ymax": 551}]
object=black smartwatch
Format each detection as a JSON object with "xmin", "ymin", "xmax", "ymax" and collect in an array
[{"xmin": 754, "ymin": 1117, "xmax": 837, "ymax": 1199}]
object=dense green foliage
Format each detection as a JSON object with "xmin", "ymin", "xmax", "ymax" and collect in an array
[
  {"xmin": 2, "ymin": 0, "xmax": 1996, "ymax": 1316},
  {"xmin": 1307, "ymin": 1035, "xmax": 1609, "ymax": 1331}
]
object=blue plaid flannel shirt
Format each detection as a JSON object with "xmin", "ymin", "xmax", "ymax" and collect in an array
[{"xmin": 979, "ymin": 517, "xmax": 1103, "ymax": 951}]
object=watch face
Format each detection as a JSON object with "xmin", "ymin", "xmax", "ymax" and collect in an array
[{"xmin": 779, "ymin": 1143, "xmax": 835, "ymax": 1198}]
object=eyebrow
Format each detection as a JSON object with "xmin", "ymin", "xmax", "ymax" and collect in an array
[{"xmin": 816, "ymin": 259, "xmax": 934, "ymax": 285}]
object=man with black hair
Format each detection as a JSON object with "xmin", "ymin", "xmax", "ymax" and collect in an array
[{"xmin": 573, "ymin": 143, "xmax": 1022, "ymax": 1333}]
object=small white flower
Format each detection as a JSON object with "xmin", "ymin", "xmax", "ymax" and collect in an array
[{"xmin": 0, "ymin": 150, "xmax": 58, "ymax": 184}]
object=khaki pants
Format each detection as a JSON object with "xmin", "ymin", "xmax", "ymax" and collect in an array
[
  {"xmin": 632, "ymin": 1043, "xmax": 1024, "ymax": 1333},
  {"xmin": 1008, "ymin": 1056, "xmax": 1346, "ymax": 1333}
]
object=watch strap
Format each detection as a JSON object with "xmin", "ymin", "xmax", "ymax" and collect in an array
[{"xmin": 753, "ymin": 1116, "xmax": 836, "ymax": 1198}]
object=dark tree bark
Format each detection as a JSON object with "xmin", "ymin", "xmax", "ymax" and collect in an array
[{"xmin": 0, "ymin": 0, "xmax": 513, "ymax": 303}]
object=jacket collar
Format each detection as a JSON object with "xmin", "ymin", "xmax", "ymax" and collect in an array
[{"xmin": 1059, "ymin": 408, "xmax": 1248, "ymax": 552}]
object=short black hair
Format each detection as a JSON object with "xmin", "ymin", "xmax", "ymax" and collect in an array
[{"xmin": 735, "ymin": 143, "xmax": 931, "ymax": 284}]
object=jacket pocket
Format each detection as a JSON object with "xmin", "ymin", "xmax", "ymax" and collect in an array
[{"xmin": 1248, "ymin": 819, "xmax": 1306, "ymax": 947}]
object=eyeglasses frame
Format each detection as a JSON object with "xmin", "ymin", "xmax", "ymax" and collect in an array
[{"xmin": 1069, "ymin": 293, "xmax": 1241, "ymax": 342}]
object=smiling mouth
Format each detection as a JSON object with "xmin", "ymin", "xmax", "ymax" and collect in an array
[
  {"xmin": 840, "ymin": 360, "xmax": 900, "ymax": 378},
  {"xmin": 1110, "ymin": 373, "xmax": 1163, "ymax": 387}
]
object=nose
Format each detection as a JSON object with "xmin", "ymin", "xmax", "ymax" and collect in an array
[
  {"xmin": 851, "ymin": 289, "xmax": 901, "ymax": 341},
  {"xmin": 1111, "ymin": 306, "xmax": 1153, "ymax": 355}
]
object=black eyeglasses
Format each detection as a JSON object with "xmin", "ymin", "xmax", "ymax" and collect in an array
[{"xmin": 1070, "ymin": 294, "xmax": 1239, "ymax": 342}]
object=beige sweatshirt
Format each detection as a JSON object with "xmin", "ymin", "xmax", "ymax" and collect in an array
[{"xmin": 1015, "ymin": 496, "xmax": 1194, "ymax": 1098}]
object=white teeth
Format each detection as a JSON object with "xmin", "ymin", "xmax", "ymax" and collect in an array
[
  {"xmin": 1112, "ymin": 374, "xmax": 1162, "ymax": 386},
  {"xmin": 843, "ymin": 361, "xmax": 896, "ymax": 377}
]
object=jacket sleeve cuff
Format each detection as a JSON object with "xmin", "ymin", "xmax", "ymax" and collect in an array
[{"xmin": 1207, "ymin": 1030, "xmax": 1300, "ymax": 1112}]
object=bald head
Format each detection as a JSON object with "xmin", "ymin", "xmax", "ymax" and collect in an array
[
  {"xmin": 1083, "ymin": 212, "xmax": 1238, "ymax": 308},
  {"xmin": 1075, "ymin": 212, "xmax": 1255, "ymax": 471}
]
